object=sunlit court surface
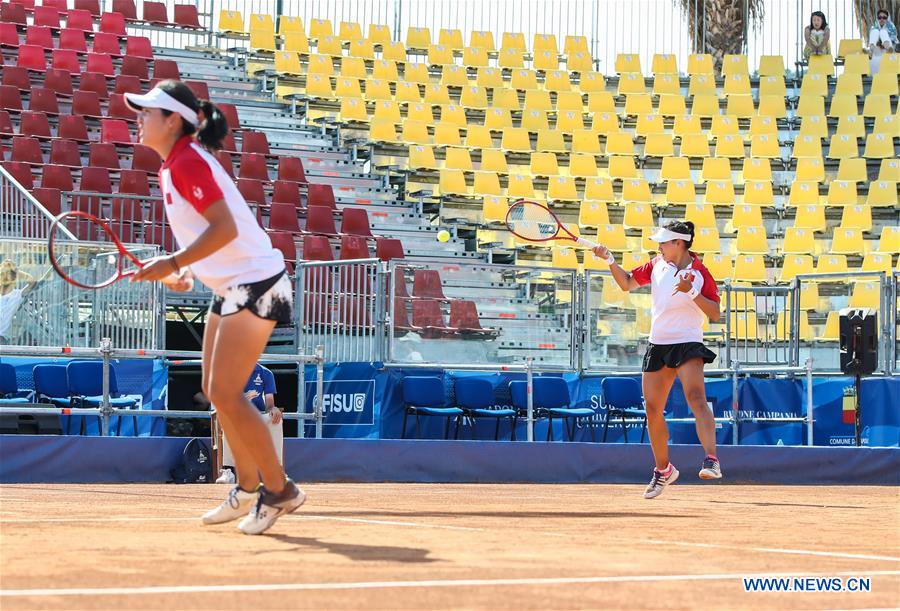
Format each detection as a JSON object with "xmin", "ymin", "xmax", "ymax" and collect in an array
[{"xmin": 1, "ymin": 483, "xmax": 898, "ymax": 610}]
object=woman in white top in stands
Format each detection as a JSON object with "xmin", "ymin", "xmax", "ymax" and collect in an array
[
  {"xmin": 125, "ymin": 81, "xmax": 304, "ymax": 535},
  {"xmin": 869, "ymin": 8, "xmax": 898, "ymax": 73},
  {"xmin": 0, "ymin": 260, "xmax": 37, "ymax": 344},
  {"xmin": 593, "ymin": 221, "xmax": 723, "ymax": 499}
]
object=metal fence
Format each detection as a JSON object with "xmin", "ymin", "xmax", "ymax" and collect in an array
[
  {"xmin": 0, "ymin": 166, "xmax": 70, "ymax": 241},
  {"xmin": 723, "ymin": 282, "xmax": 801, "ymax": 369}
]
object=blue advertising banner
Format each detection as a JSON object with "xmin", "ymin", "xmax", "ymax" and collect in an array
[{"xmin": 301, "ymin": 363, "xmax": 385, "ymax": 439}]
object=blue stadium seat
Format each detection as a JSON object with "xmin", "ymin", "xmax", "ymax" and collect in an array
[
  {"xmin": 454, "ymin": 377, "xmax": 517, "ymax": 440},
  {"xmin": 600, "ymin": 377, "xmax": 648, "ymax": 443},
  {"xmin": 33, "ymin": 364, "xmax": 77, "ymax": 434},
  {"xmin": 510, "ymin": 377, "xmax": 595, "ymax": 441},
  {"xmin": 400, "ymin": 376, "xmax": 463, "ymax": 439},
  {"xmin": 0, "ymin": 363, "xmax": 31, "ymax": 403},
  {"xmin": 66, "ymin": 361, "xmax": 139, "ymax": 436}
]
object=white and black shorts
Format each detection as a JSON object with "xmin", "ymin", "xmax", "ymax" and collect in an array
[
  {"xmin": 642, "ymin": 342, "xmax": 717, "ymax": 372},
  {"xmin": 210, "ymin": 270, "xmax": 293, "ymax": 324}
]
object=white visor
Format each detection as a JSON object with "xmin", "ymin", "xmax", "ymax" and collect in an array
[
  {"xmin": 647, "ymin": 227, "xmax": 692, "ymax": 243},
  {"xmin": 123, "ymin": 87, "xmax": 199, "ymax": 127}
]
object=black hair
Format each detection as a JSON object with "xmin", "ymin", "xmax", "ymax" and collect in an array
[
  {"xmin": 663, "ymin": 220, "xmax": 695, "ymax": 248},
  {"xmin": 156, "ymin": 80, "xmax": 228, "ymax": 151},
  {"xmin": 809, "ymin": 10, "xmax": 828, "ymax": 30},
  {"xmin": 877, "ymin": 8, "xmax": 889, "ymax": 18}
]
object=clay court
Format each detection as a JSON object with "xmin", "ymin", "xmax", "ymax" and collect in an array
[{"xmin": 0, "ymin": 483, "xmax": 897, "ymax": 610}]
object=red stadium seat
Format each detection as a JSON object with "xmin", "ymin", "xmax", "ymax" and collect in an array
[
  {"xmin": 393, "ymin": 267, "xmax": 410, "ymax": 298},
  {"xmin": 147, "ymin": 199, "xmax": 165, "ymax": 225},
  {"xmin": 0, "ymin": 2, "xmax": 27, "ymax": 25},
  {"xmin": 241, "ymin": 130, "xmax": 270, "ymax": 155},
  {"xmin": 125, "ymin": 36, "xmax": 153, "ymax": 59},
  {"xmin": 33, "ymin": 7, "xmax": 61, "ymax": 28},
  {"xmin": 0, "ymin": 86, "xmax": 23, "ymax": 111},
  {"xmin": 11, "ymin": 136, "xmax": 44, "ymax": 165},
  {"xmin": 88, "ymin": 142, "xmax": 120, "ymax": 169},
  {"xmin": 42, "ymin": 0, "xmax": 69, "ymax": 12},
  {"xmin": 218, "ymin": 103, "xmax": 240, "ymax": 131},
  {"xmin": 64, "ymin": 9, "xmax": 94, "ymax": 32},
  {"xmin": 376, "ymin": 237, "xmax": 405, "ymax": 261},
  {"xmin": 339, "ymin": 235, "xmax": 370, "ymax": 260},
  {"xmin": 307, "ymin": 183, "xmax": 336, "ymax": 209},
  {"xmin": 110, "ymin": 196, "xmax": 143, "ymax": 225},
  {"xmin": 15, "ymin": 0, "xmax": 36, "ymax": 12},
  {"xmin": 41, "ymin": 164, "xmax": 75, "ymax": 191},
  {"xmin": 0, "ymin": 111, "xmax": 13, "ymax": 136},
  {"xmin": 2, "ymin": 66, "xmax": 32, "ymax": 92},
  {"xmin": 112, "ymin": 0, "xmax": 137, "ymax": 21},
  {"xmin": 72, "ymin": 89, "xmax": 103, "ymax": 118},
  {"xmin": 43, "ymin": 68, "xmax": 75, "ymax": 97},
  {"xmin": 413, "ymin": 269, "xmax": 448, "ymax": 300},
  {"xmin": 268, "ymin": 202, "xmax": 303, "ymax": 234},
  {"xmin": 393, "ymin": 298, "xmax": 414, "ymax": 332},
  {"xmin": 238, "ymin": 153, "xmax": 269, "ymax": 181},
  {"xmin": 270, "ymin": 232, "xmax": 299, "ymax": 269},
  {"xmin": 219, "ymin": 132, "xmax": 237, "ymax": 153},
  {"xmin": 0, "ymin": 22, "xmax": 19, "ymax": 48},
  {"xmin": 117, "ymin": 169, "xmax": 149, "ymax": 195},
  {"xmin": 86, "ymin": 53, "xmax": 115, "ymax": 76},
  {"xmin": 113, "ymin": 74, "xmax": 141, "ymax": 95},
  {"xmin": 153, "ymin": 59, "xmax": 180, "ymax": 80},
  {"xmin": 412, "ymin": 299, "xmax": 457, "ymax": 338},
  {"xmin": 277, "ymin": 157, "xmax": 307, "ymax": 184},
  {"xmin": 300, "ymin": 235, "xmax": 332, "ymax": 262},
  {"xmin": 305, "ymin": 205, "xmax": 339, "ymax": 236},
  {"xmin": 338, "ymin": 294, "xmax": 372, "ymax": 329},
  {"xmin": 49, "ymin": 138, "xmax": 82, "ymax": 167},
  {"xmin": 58, "ymin": 114, "xmax": 89, "ymax": 142},
  {"xmin": 33, "ymin": 187, "xmax": 62, "ymax": 216},
  {"xmin": 132, "ymin": 144, "xmax": 162, "ymax": 173},
  {"xmin": 272, "ymin": 180, "xmax": 301, "ymax": 207},
  {"xmin": 107, "ymin": 94, "xmax": 135, "ymax": 121},
  {"xmin": 80, "ymin": 166, "xmax": 112, "ymax": 193},
  {"xmin": 120, "ymin": 56, "xmax": 149, "ymax": 81},
  {"xmin": 78, "ymin": 71, "xmax": 109, "ymax": 99},
  {"xmin": 449, "ymin": 300, "xmax": 496, "ymax": 337},
  {"xmin": 25, "ymin": 25, "xmax": 54, "ymax": 49},
  {"xmin": 2, "ymin": 161, "xmax": 35, "ymax": 190},
  {"xmin": 58, "ymin": 28, "xmax": 88, "ymax": 52},
  {"xmin": 340, "ymin": 208, "xmax": 373, "ymax": 238},
  {"xmin": 50, "ymin": 49, "xmax": 80, "ymax": 74},
  {"xmin": 142, "ymin": 2, "xmax": 171, "ymax": 26},
  {"xmin": 173, "ymin": 4, "xmax": 202, "ymax": 29},
  {"xmin": 147, "ymin": 224, "xmax": 175, "ymax": 252},
  {"xmin": 18, "ymin": 44, "xmax": 48, "ymax": 72},
  {"xmin": 214, "ymin": 150, "xmax": 235, "ymax": 178},
  {"xmin": 237, "ymin": 178, "xmax": 267, "ymax": 207},
  {"xmin": 28, "ymin": 87, "xmax": 60, "ymax": 115},
  {"xmin": 100, "ymin": 118, "xmax": 131, "ymax": 144},
  {"xmin": 91, "ymin": 33, "xmax": 121, "ymax": 56},
  {"xmin": 74, "ymin": 0, "xmax": 101, "ymax": 17},
  {"xmin": 185, "ymin": 80, "xmax": 209, "ymax": 100},
  {"xmin": 21, "ymin": 111, "xmax": 52, "ymax": 139}
]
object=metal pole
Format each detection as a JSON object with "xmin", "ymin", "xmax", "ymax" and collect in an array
[
  {"xmin": 731, "ymin": 361, "xmax": 740, "ymax": 445},
  {"xmin": 805, "ymin": 357, "xmax": 813, "ymax": 446},
  {"xmin": 315, "ymin": 344, "xmax": 325, "ymax": 439},
  {"xmin": 99, "ymin": 337, "xmax": 112, "ymax": 437},
  {"xmin": 525, "ymin": 356, "xmax": 534, "ymax": 442},
  {"xmin": 297, "ymin": 362, "xmax": 305, "ymax": 439}
]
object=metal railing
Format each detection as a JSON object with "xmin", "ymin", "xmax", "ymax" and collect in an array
[
  {"xmin": 0, "ymin": 166, "xmax": 71, "ymax": 241},
  {"xmin": 724, "ymin": 281, "xmax": 801, "ymax": 369}
]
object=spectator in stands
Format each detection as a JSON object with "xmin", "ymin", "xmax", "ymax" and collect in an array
[
  {"xmin": 803, "ymin": 11, "xmax": 831, "ymax": 61},
  {"xmin": 0, "ymin": 259, "xmax": 38, "ymax": 344},
  {"xmin": 125, "ymin": 81, "xmax": 302, "ymax": 535},
  {"xmin": 593, "ymin": 221, "xmax": 722, "ymax": 499},
  {"xmin": 868, "ymin": 9, "xmax": 898, "ymax": 73}
]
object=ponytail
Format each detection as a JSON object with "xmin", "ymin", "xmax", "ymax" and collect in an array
[{"xmin": 196, "ymin": 100, "xmax": 228, "ymax": 151}]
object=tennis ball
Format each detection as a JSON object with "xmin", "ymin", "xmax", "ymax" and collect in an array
[
  {"xmin": 436, "ymin": 229, "xmax": 450, "ymax": 242},
  {"xmin": 106, "ymin": 254, "xmax": 116, "ymax": 265}
]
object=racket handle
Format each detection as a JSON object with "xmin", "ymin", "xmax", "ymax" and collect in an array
[{"xmin": 574, "ymin": 236, "xmax": 600, "ymax": 249}]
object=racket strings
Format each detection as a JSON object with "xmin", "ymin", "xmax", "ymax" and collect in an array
[
  {"xmin": 48, "ymin": 213, "xmax": 133, "ymax": 289},
  {"xmin": 507, "ymin": 202, "xmax": 560, "ymax": 241}
]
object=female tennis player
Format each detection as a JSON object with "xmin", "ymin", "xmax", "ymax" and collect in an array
[
  {"xmin": 593, "ymin": 221, "xmax": 722, "ymax": 499},
  {"xmin": 125, "ymin": 81, "xmax": 304, "ymax": 534}
]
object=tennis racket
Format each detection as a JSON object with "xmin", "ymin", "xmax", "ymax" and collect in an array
[
  {"xmin": 48, "ymin": 211, "xmax": 145, "ymax": 289},
  {"xmin": 505, "ymin": 199, "xmax": 600, "ymax": 248}
]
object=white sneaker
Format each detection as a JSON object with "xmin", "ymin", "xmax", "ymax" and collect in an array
[
  {"xmin": 699, "ymin": 456, "xmax": 723, "ymax": 480},
  {"xmin": 643, "ymin": 465, "xmax": 679, "ymax": 499},
  {"xmin": 238, "ymin": 479, "xmax": 306, "ymax": 535},
  {"xmin": 201, "ymin": 486, "xmax": 257, "ymax": 525},
  {"xmin": 215, "ymin": 468, "xmax": 236, "ymax": 484}
]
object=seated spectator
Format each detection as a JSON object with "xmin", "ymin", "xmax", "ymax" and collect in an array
[
  {"xmin": 869, "ymin": 8, "xmax": 898, "ymax": 73},
  {"xmin": 803, "ymin": 11, "xmax": 831, "ymax": 60},
  {"xmin": 0, "ymin": 259, "xmax": 38, "ymax": 344}
]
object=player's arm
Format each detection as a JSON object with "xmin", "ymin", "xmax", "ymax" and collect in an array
[
  {"xmin": 591, "ymin": 245, "xmax": 640, "ymax": 291},
  {"xmin": 692, "ymin": 293, "xmax": 721, "ymax": 322},
  {"xmin": 264, "ymin": 393, "xmax": 283, "ymax": 424},
  {"xmin": 673, "ymin": 272, "xmax": 721, "ymax": 322}
]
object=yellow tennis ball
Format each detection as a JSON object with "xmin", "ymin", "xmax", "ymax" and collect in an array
[{"xmin": 436, "ymin": 230, "xmax": 450, "ymax": 242}]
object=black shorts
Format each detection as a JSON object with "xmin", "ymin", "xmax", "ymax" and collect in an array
[
  {"xmin": 210, "ymin": 270, "xmax": 293, "ymax": 324},
  {"xmin": 642, "ymin": 342, "xmax": 717, "ymax": 372}
]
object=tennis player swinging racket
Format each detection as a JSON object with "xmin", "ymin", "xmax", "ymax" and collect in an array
[{"xmin": 124, "ymin": 81, "xmax": 304, "ymax": 534}]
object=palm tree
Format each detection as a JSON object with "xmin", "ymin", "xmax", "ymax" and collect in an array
[{"xmin": 675, "ymin": 0, "xmax": 765, "ymax": 72}]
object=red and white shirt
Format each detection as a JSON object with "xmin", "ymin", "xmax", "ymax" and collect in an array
[
  {"xmin": 159, "ymin": 136, "xmax": 285, "ymax": 295},
  {"xmin": 631, "ymin": 253, "xmax": 720, "ymax": 345}
]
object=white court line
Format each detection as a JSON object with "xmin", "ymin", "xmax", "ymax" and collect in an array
[
  {"xmin": 292, "ymin": 514, "xmax": 485, "ymax": 532},
  {"xmin": 645, "ymin": 539, "xmax": 900, "ymax": 563},
  {"xmin": 2, "ymin": 570, "xmax": 898, "ymax": 598}
]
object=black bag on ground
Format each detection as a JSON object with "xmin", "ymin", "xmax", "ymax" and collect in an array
[{"xmin": 170, "ymin": 438, "xmax": 213, "ymax": 484}]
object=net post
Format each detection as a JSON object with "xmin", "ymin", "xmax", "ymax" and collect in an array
[
  {"xmin": 315, "ymin": 345, "xmax": 325, "ymax": 439},
  {"xmin": 99, "ymin": 337, "xmax": 112, "ymax": 437},
  {"xmin": 526, "ymin": 357, "xmax": 534, "ymax": 442}
]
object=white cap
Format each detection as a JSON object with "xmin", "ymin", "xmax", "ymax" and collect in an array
[
  {"xmin": 123, "ymin": 87, "xmax": 199, "ymax": 127},
  {"xmin": 647, "ymin": 227, "xmax": 692, "ymax": 243}
]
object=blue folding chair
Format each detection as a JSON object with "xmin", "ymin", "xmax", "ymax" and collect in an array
[
  {"xmin": 0, "ymin": 363, "xmax": 31, "ymax": 404},
  {"xmin": 66, "ymin": 361, "xmax": 139, "ymax": 436},
  {"xmin": 33, "ymin": 364, "xmax": 76, "ymax": 433},
  {"xmin": 455, "ymin": 377, "xmax": 517, "ymax": 440},
  {"xmin": 510, "ymin": 377, "xmax": 595, "ymax": 441},
  {"xmin": 401, "ymin": 376, "xmax": 463, "ymax": 439},
  {"xmin": 600, "ymin": 377, "xmax": 648, "ymax": 443}
]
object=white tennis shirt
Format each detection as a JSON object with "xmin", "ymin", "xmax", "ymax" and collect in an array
[
  {"xmin": 631, "ymin": 254, "xmax": 720, "ymax": 345},
  {"xmin": 159, "ymin": 136, "xmax": 285, "ymax": 295}
]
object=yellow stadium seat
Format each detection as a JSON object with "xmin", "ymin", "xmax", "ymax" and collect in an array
[
  {"xmin": 536, "ymin": 130, "xmax": 567, "ymax": 153},
  {"xmin": 691, "ymin": 226, "xmax": 721, "ymax": 253},
  {"xmin": 481, "ymin": 195, "xmax": 509, "ymax": 223},
  {"xmin": 735, "ymin": 225, "xmax": 769, "ymax": 254},
  {"xmin": 587, "ymin": 92, "xmax": 616, "ymax": 114},
  {"xmin": 278, "ymin": 15, "xmax": 303, "ymax": 35},
  {"xmin": 556, "ymin": 110, "xmax": 585, "ymax": 132},
  {"xmin": 316, "ymin": 35, "xmax": 343, "ymax": 56},
  {"xmin": 835, "ymin": 114, "xmax": 866, "ymax": 139},
  {"xmin": 688, "ymin": 74, "xmax": 717, "ymax": 96},
  {"xmin": 758, "ymin": 55, "xmax": 785, "ymax": 76},
  {"xmin": 445, "ymin": 147, "xmax": 473, "ymax": 171},
  {"xmin": 653, "ymin": 74, "xmax": 681, "ymax": 96},
  {"xmin": 687, "ymin": 53, "xmax": 714, "ymax": 75},
  {"xmin": 723, "ymin": 73, "xmax": 751, "ymax": 95},
  {"xmin": 480, "ymin": 149, "xmax": 508, "ymax": 174},
  {"xmin": 691, "ymin": 94, "xmax": 720, "ymax": 118},
  {"xmin": 793, "ymin": 134, "xmax": 823, "ymax": 159},
  {"xmin": 684, "ymin": 203, "xmax": 716, "ymax": 227},
  {"xmin": 409, "ymin": 144, "xmax": 438, "ymax": 171},
  {"xmin": 758, "ymin": 75, "xmax": 787, "ymax": 98},
  {"xmin": 874, "ymin": 114, "xmax": 899, "ymax": 136},
  {"xmin": 622, "ymin": 178, "xmax": 652, "ymax": 203},
  {"xmin": 644, "ymin": 133, "xmax": 675, "ymax": 157},
  {"xmin": 862, "ymin": 94, "xmax": 891, "ymax": 118},
  {"xmin": 370, "ymin": 119, "xmax": 399, "ymax": 144},
  {"xmin": 807, "ymin": 54, "xmax": 834, "ymax": 76},
  {"xmin": 794, "ymin": 157, "xmax": 825, "ymax": 182},
  {"xmin": 484, "ymin": 108, "xmax": 512, "ymax": 129},
  {"xmin": 840, "ymin": 205, "xmax": 872, "ymax": 232},
  {"xmin": 498, "ymin": 47, "xmax": 525, "ymax": 69},
  {"xmin": 523, "ymin": 90, "xmax": 551, "ymax": 111},
  {"xmin": 533, "ymin": 50, "xmax": 558, "ymax": 71},
  {"xmin": 680, "ymin": 133, "xmax": 711, "ymax": 158},
  {"xmin": 467, "ymin": 31, "xmax": 495, "ymax": 54},
  {"xmin": 249, "ymin": 30, "xmax": 276, "ymax": 53},
  {"xmin": 861, "ymin": 252, "xmax": 893, "ymax": 275},
  {"xmin": 796, "ymin": 95, "xmax": 826, "ymax": 119},
  {"xmin": 623, "ymin": 203, "xmax": 654, "ymax": 228},
  {"xmin": 788, "ymin": 181, "xmax": 821, "ymax": 207},
  {"xmin": 831, "ymin": 228, "xmax": 865, "ymax": 254},
  {"xmin": 833, "ymin": 159, "xmax": 865, "ymax": 184},
  {"xmin": 816, "ymin": 311, "xmax": 840, "ymax": 342},
  {"xmin": 878, "ymin": 53, "xmax": 900, "ymax": 74},
  {"xmin": 492, "ymin": 87, "xmax": 521, "ymax": 111},
  {"xmin": 579, "ymin": 201, "xmax": 609, "ymax": 227},
  {"xmin": 309, "ymin": 18, "xmax": 333, "ymax": 40},
  {"xmin": 878, "ymin": 226, "xmax": 900, "ymax": 253},
  {"xmin": 334, "ymin": 77, "xmax": 362, "ymax": 98},
  {"xmin": 702, "ymin": 157, "xmax": 732, "ymax": 181},
  {"xmin": 394, "ymin": 81, "xmax": 422, "ymax": 104},
  {"xmin": 507, "ymin": 174, "xmax": 536, "ymax": 199},
  {"xmin": 583, "ymin": 249, "xmax": 613, "ymax": 271},
  {"xmin": 792, "ymin": 205, "xmax": 827, "ymax": 232},
  {"xmin": 878, "ymin": 159, "xmax": 899, "ymax": 181},
  {"xmin": 368, "ymin": 24, "xmax": 392, "ymax": 45},
  {"xmin": 651, "ymin": 53, "xmax": 678, "ymax": 74},
  {"xmin": 500, "ymin": 128, "xmax": 531, "ymax": 153},
  {"xmin": 871, "ymin": 72, "xmax": 899, "ymax": 96},
  {"xmin": 218, "ymin": 10, "xmax": 244, "ymax": 34},
  {"xmin": 535, "ymin": 33, "xmax": 562, "ymax": 55},
  {"xmin": 567, "ymin": 51, "xmax": 594, "ymax": 72},
  {"xmin": 304, "ymin": 74, "xmax": 334, "ymax": 99},
  {"xmin": 748, "ymin": 134, "xmax": 781, "ymax": 159},
  {"xmin": 584, "ymin": 177, "xmax": 615, "ymax": 201},
  {"xmin": 472, "ymin": 171, "xmax": 500, "ymax": 196},
  {"xmin": 460, "ymin": 85, "xmax": 488, "ymax": 110},
  {"xmin": 512, "ymin": 69, "xmax": 540, "ymax": 91},
  {"xmin": 338, "ymin": 20, "xmax": 363, "ymax": 43},
  {"xmin": 399, "ymin": 63, "xmax": 426, "ymax": 85},
  {"xmin": 439, "ymin": 169, "xmax": 468, "ymax": 195},
  {"xmin": 850, "ymin": 281, "xmax": 880, "ymax": 309},
  {"xmin": 702, "ymin": 254, "xmax": 734, "ymax": 281},
  {"xmin": 283, "ymin": 31, "xmax": 309, "ymax": 54},
  {"xmin": 757, "ymin": 95, "xmax": 787, "ymax": 119},
  {"xmin": 401, "ymin": 120, "xmax": 431, "ymax": 145},
  {"xmin": 615, "ymin": 53, "xmax": 641, "ymax": 73},
  {"xmin": 619, "ymin": 73, "xmax": 647, "ymax": 96},
  {"xmin": 800, "ymin": 73, "xmax": 828, "ymax": 97},
  {"xmin": 406, "ymin": 26, "xmax": 431, "ymax": 49},
  {"xmin": 274, "ymin": 51, "xmax": 303, "ymax": 76},
  {"xmin": 661, "ymin": 157, "xmax": 691, "ymax": 181},
  {"xmin": 339, "ymin": 97, "xmax": 367, "ymax": 123},
  {"xmin": 863, "ymin": 133, "xmax": 895, "ymax": 159},
  {"xmin": 462, "ymin": 47, "xmax": 489, "ymax": 68},
  {"xmin": 725, "ymin": 93, "xmax": 755, "ymax": 118},
  {"xmin": 436, "ymin": 28, "xmax": 463, "ymax": 52},
  {"xmin": 835, "ymin": 73, "xmax": 863, "ymax": 96},
  {"xmin": 547, "ymin": 176, "xmax": 578, "ymax": 201},
  {"xmin": 340, "ymin": 56, "xmax": 367, "ymax": 79},
  {"xmin": 727, "ymin": 204, "xmax": 763, "ymax": 232},
  {"xmin": 666, "ymin": 179, "xmax": 697, "ymax": 204},
  {"xmin": 500, "ymin": 31, "xmax": 526, "ymax": 52},
  {"xmin": 369, "ymin": 60, "xmax": 397, "ymax": 82},
  {"xmin": 544, "ymin": 70, "xmax": 572, "ymax": 93},
  {"xmin": 782, "ymin": 227, "xmax": 817, "ymax": 254},
  {"xmin": 597, "ymin": 224, "xmax": 628, "ymax": 251},
  {"xmin": 605, "ymin": 132, "xmax": 635, "ymax": 156},
  {"xmin": 743, "ymin": 181, "xmax": 774, "ymax": 207},
  {"xmin": 635, "ymin": 114, "xmax": 665, "ymax": 137},
  {"xmin": 423, "ymin": 83, "xmax": 451, "ymax": 105},
  {"xmin": 733, "ymin": 254, "xmax": 767, "ymax": 282},
  {"xmin": 798, "ymin": 115, "xmax": 828, "ymax": 140},
  {"xmin": 827, "ymin": 134, "xmax": 859, "ymax": 160},
  {"xmin": 441, "ymin": 64, "xmax": 468, "ymax": 87},
  {"xmin": 382, "ymin": 41, "xmax": 407, "ymax": 63},
  {"xmin": 723, "ymin": 54, "xmax": 749, "ymax": 75},
  {"xmin": 773, "ymin": 311, "xmax": 814, "ymax": 341},
  {"xmin": 704, "ymin": 180, "xmax": 736, "ymax": 206},
  {"xmin": 569, "ymin": 153, "xmax": 599, "ymax": 178},
  {"xmin": 439, "ymin": 103, "xmax": 466, "ymax": 127},
  {"xmin": 657, "ymin": 93, "xmax": 687, "ymax": 116},
  {"xmin": 842, "ymin": 53, "xmax": 871, "ymax": 78},
  {"xmin": 710, "ymin": 115, "xmax": 739, "ymax": 138},
  {"xmin": 608, "ymin": 156, "xmax": 638, "ymax": 180},
  {"xmin": 867, "ymin": 180, "xmax": 898, "ymax": 208},
  {"xmin": 740, "ymin": 159, "xmax": 772, "ymax": 184},
  {"xmin": 826, "ymin": 180, "xmax": 858, "ymax": 207},
  {"xmin": 837, "ymin": 38, "xmax": 864, "ymax": 58},
  {"xmin": 715, "ymin": 134, "xmax": 745, "ymax": 158},
  {"xmin": 579, "ymin": 71, "xmax": 606, "ymax": 93},
  {"xmin": 564, "ymin": 35, "xmax": 589, "ymax": 57},
  {"xmin": 556, "ymin": 91, "xmax": 584, "ymax": 112},
  {"xmin": 551, "ymin": 246, "xmax": 580, "ymax": 269},
  {"xmin": 308, "ymin": 54, "xmax": 334, "ymax": 76},
  {"xmin": 530, "ymin": 152, "xmax": 559, "ymax": 177},
  {"xmin": 673, "ymin": 114, "xmax": 703, "ymax": 137},
  {"xmin": 779, "ymin": 254, "xmax": 814, "ymax": 282},
  {"xmin": 572, "ymin": 130, "xmax": 602, "ymax": 154},
  {"xmin": 434, "ymin": 124, "xmax": 461, "ymax": 147}
]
